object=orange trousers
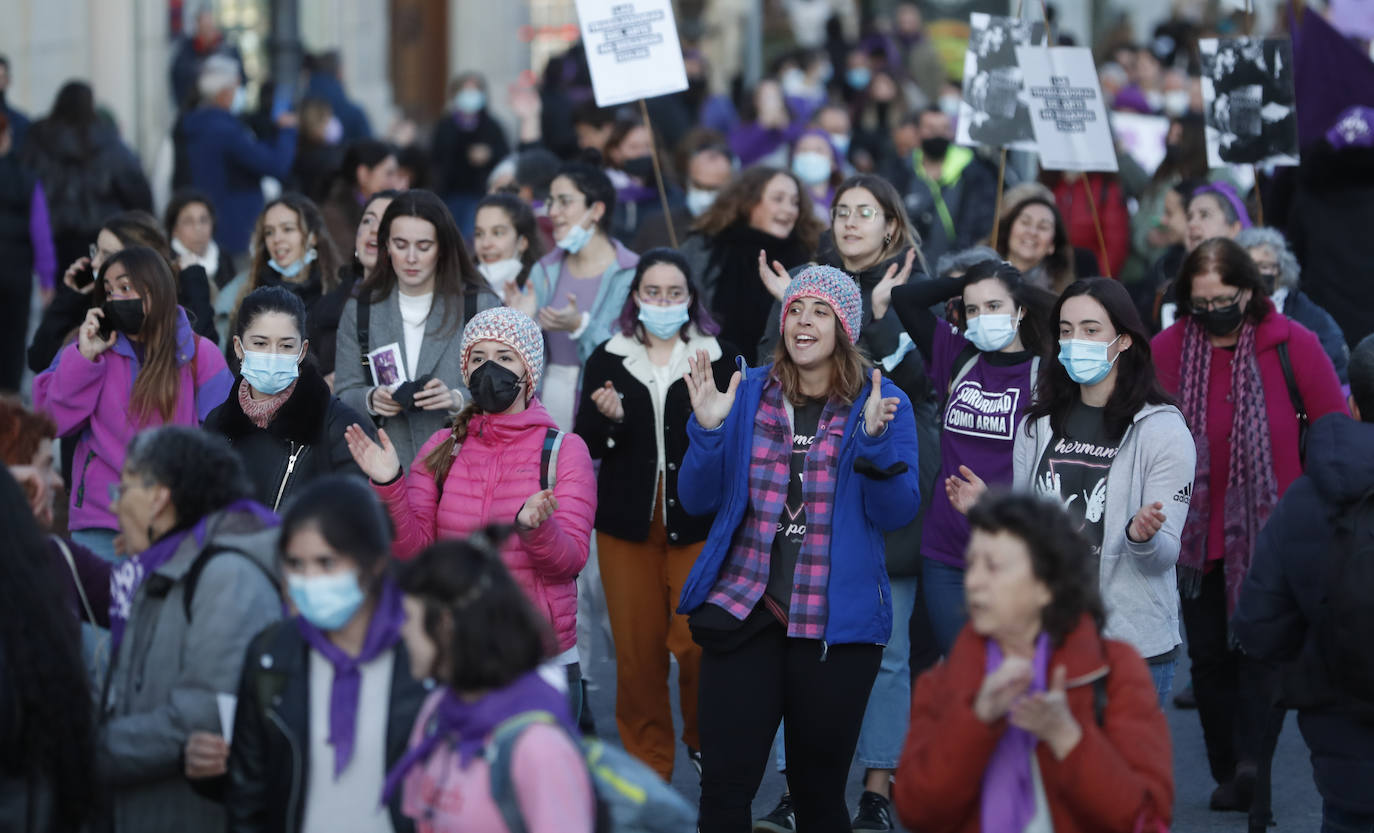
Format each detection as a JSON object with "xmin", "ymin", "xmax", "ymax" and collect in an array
[{"xmin": 597, "ymin": 490, "xmax": 703, "ymax": 781}]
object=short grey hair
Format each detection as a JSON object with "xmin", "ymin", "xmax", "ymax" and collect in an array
[
  {"xmin": 198, "ymin": 54, "xmax": 240, "ymax": 100},
  {"xmin": 1235, "ymin": 226, "xmax": 1300, "ymax": 291},
  {"xmin": 124, "ymin": 426, "xmax": 251, "ymax": 524},
  {"xmin": 935, "ymin": 245, "xmax": 1001, "ymax": 280}
]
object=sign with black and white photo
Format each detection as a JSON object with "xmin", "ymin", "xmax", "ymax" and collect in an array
[
  {"xmin": 574, "ymin": 0, "xmax": 689, "ymax": 108},
  {"xmin": 1016, "ymin": 47, "xmax": 1119, "ymax": 172},
  {"xmin": 1199, "ymin": 37, "xmax": 1300, "ymax": 167},
  {"xmin": 956, "ymin": 13, "xmax": 1038, "ymax": 151}
]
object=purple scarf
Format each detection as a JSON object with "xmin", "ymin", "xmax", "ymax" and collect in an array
[
  {"xmin": 108, "ymin": 499, "xmax": 278, "ymax": 651},
  {"xmin": 980, "ymin": 632, "xmax": 1050, "ymax": 833},
  {"xmin": 295, "ymin": 579, "xmax": 407, "ymax": 778},
  {"xmin": 1176, "ymin": 318, "xmax": 1278, "ymax": 615},
  {"xmin": 380, "ymin": 670, "xmax": 575, "ymax": 803}
]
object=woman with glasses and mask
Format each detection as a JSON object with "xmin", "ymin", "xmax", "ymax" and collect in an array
[
  {"xmin": 572, "ymin": 248, "xmax": 734, "ymax": 781},
  {"xmin": 343, "ymin": 307, "xmax": 597, "ymax": 719},
  {"xmin": 506, "ymin": 161, "xmax": 638, "ymax": 432},
  {"xmin": 1151, "ymin": 237, "xmax": 1345, "ymax": 812},
  {"xmin": 205, "ymin": 287, "xmax": 373, "ymax": 511},
  {"xmin": 33, "ymin": 246, "xmax": 231, "ymax": 559}
]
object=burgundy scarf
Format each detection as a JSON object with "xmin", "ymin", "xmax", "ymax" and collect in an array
[{"xmin": 1176, "ymin": 318, "xmax": 1278, "ymax": 615}]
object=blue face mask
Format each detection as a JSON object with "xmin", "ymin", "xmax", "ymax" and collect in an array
[
  {"xmin": 964, "ymin": 311, "xmax": 1020, "ymax": 353},
  {"xmin": 1058, "ymin": 336, "xmax": 1122, "ymax": 385},
  {"xmin": 268, "ymin": 247, "xmax": 317, "ymax": 278},
  {"xmin": 240, "ymin": 347, "xmax": 301, "ymax": 395},
  {"xmin": 846, "ymin": 67, "xmax": 872, "ymax": 90},
  {"xmin": 454, "ymin": 88, "xmax": 486, "ymax": 114},
  {"xmin": 638, "ymin": 300, "xmax": 690, "ymax": 340},
  {"xmin": 288, "ymin": 570, "xmax": 366, "ymax": 631},
  {"xmin": 557, "ymin": 216, "xmax": 595, "ymax": 254},
  {"xmin": 792, "ymin": 151, "xmax": 833, "ymax": 185}
]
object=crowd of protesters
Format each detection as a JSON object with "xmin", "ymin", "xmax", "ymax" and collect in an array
[{"xmin": 2, "ymin": 1, "xmax": 1373, "ymax": 832}]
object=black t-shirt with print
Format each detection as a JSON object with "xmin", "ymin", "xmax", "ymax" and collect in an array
[
  {"xmin": 1034, "ymin": 401, "xmax": 1120, "ymax": 553},
  {"xmin": 765, "ymin": 398, "xmax": 824, "ymax": 614}
]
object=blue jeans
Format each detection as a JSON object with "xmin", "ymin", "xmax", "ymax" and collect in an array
[
  {"xmin": 922, "ymin": 557, "xmax": 967, "ymax": 656},
  {"xmin": 855, "ymin": 577, "xmax": 917, "ymax": 769},
  {"xmin": 70, "ymin": 527, "xmax": 118, "ymax": 562},
  {"xmin": 1148, "ymin": 659, "xmax": 1177, "ymax": 711},
  {"xmin": 1323, "ymin": 801, "xmax": 1374, "ymax": 833}
]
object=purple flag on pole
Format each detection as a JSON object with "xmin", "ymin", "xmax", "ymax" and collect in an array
[{"xmin": 1292, "ymin": 6, "xmax": 1374, "ymax": 148}]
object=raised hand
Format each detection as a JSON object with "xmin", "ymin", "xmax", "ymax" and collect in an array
[
  {"xmin": 946, "ymin": 465, "xmax": 988, "ymax": 515},
  {"xmin": 862, "ymin": 369, "xmax": 899, "ymax": 436},
  {"xmin": 590, "ymin": 381, "xmax": 624, "ymax": 422},
  {"xmin": 1009, "ymin": 665, "xmax": 1082, "ymax": 760},
  {"xmin": 684, "ymin": 349, "xmax": 739, "ymax": 431},
  {"xmin": 870, "ymin": 248, "xmax": 916, "ymax": 321},
  {"xmin": 344, "ymin": 425, "xmax": 402, "ymax": 483},
  {"xmin": 538, "ymin": 294, "xmax": 581, "ymax": 333},
  {"xmin": 503, "ymin": 279, "xmax": 538, "ymax": 318},
  {"xmin": 77, "ymin": 307, "xmax": 116, "ymax": 362},
  {"xmin": 1128, "ymin": 501, "xmax": 1167, "ymax": 543},
  {"xmin": 63, "ymin": 256, "xmax": 97, "ymax": 294},
  {"xmin": 973, "ymin": 654, "xmax": 1033, "ymax": 723},
  {"xmin": 757, "ymin": 250, "xmax": 791, "ymax": 302},
  {"xmin": 517, "ymin": 489, "xmax": 559, "ymax": 530}
]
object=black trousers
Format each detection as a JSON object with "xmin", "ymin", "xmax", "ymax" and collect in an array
[
  {"xmin": 0, "ymin": 267, "xmax": 33, "ymax": 392},
  {"xmin": 1181, "ymin": 567, "xmax": 1285, "ymax": 788},
  {"xmin": 696, "ymin": 617, "xmax": 882, "ymax": 833}
]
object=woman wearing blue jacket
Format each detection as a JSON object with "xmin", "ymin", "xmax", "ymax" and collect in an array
[{"xmin": 678, "ymin": 265, "xmax": 921, "ymax": 832}]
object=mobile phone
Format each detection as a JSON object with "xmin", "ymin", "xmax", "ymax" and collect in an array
[
  {"xmin": 72, "ymin": 263, "xmax": 95, "ymax": 290},
  {"xmin": 97, "ymin": 308, "xmax": 116, "ymax": 341},
  {"xmin": 271, "ymin": 86, "xmax": 292, "ymax": 120}
]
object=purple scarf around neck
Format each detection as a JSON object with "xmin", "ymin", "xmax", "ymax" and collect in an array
[
  {"xmin": 380, "ymin": 669, "xmax": 575, "ymax": 803},
  {"xmin": 295, "ymin": 579, "xmax": 407, "ymax": 778},
  {"xmin": 108, "ymin": 499, "xmax": 278, "ymax": 651},
  {"xmin": 980, "ymin": 632, "xmax": 1051, "ymax": 833},
  {"xmin": 1176, "ymin": 317, "xmax": 1277, "ymax": 615}
]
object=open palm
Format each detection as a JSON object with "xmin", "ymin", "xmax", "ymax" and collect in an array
[
  {"xmin": 345, "ymin": 425, "xmax": 402, "ymax": 482},
  {"xmin": 684, "ymin": 349, "xmax": 739, "ymax": 430}
]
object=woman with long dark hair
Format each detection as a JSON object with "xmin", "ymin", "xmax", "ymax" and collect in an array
[
  {"xmin": 321, "ymin": 139, "xmax": 401, "ymax": 256},
  {"xmin": 894, "ymin": 492, "xmax": 1174, "ymax": 833},
  {"xmin": 334, "ymin": 190, "xmax": 499, "ymax": 467},
  {"xmin": 472, "ymin": 192, "xmax": 544, "ymax": 297},
  {"xmin": 33, "ymin": 246, "xmax": 231, "ymax": 558},
  {"xmin": 573, "ymin": 248, "xmax": 733, "ymax": 780},
  {"xmin": 679, "ymin": 265, "xmax": 920, "ymax": 831},
  {"xmin": 889, "ymin": 259, "xmax": 1051, "ymax": 654},
  {"xmin": 1151, "ymin": 237, "xmax": 1345, "ymax": 811},
  {"xmin": 0, "ymin": 466, "xmax": 95, "ymax": 833},
  {"xmin": 948, "ymin": 278, "xmax": 1196, "ymax": 705}
]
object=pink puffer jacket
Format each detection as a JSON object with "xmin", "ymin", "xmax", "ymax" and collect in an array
[{"xmin": 375, "ymin": 400, "xmax": 595, "ymax": 652}]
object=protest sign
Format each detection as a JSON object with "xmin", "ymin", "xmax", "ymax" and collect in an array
[
  {"xmin": 1110, "ymin": 111, "xmax": 1172, "ymax": 175},
  {"xmin": 1016, "ymin": 47, "xmax": 1118, "ymax": 172},
  {"xmin": 956, "ymin": 13, "xmax": 1038, "ymax": 151},
  {"xmin": 1200, "ymin": 37, "xmax": 1300, "ymax": 167},
  {"xmin": 574, "ymin": 0, "xmax": 689, "ymax": 108}
]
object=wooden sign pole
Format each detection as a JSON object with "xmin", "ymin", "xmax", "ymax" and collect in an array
[{"xmin": 639, "ymin": 99, "xmax": 678, "ymax": 248}]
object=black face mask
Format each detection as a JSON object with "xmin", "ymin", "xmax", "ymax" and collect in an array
[
  {"xmin": 922, "ymin": 136, "xmax": 951, "ymax": 159},
  {"xmin": 468, "ymin": 361, "xmax": 525, "ymax": 414},
  {"xmin": 101, "ymin": 298, "xmax": 147, "ymax": 336},
  {"xmin": 1197, "ymin": 300, "xmax": 1245, "ymax": 337},
  {"xmin": 622, "ymin": 156, "xmax": 656, "ymax": 182}
]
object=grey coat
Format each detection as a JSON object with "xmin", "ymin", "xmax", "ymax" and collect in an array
[
  {"xmin": 335, "ymin": 288, "xmax": 500, "ymax": 468},
  {"xmin": 97, "ymin": 506, "xmax": 282, "ymax": 833},
  {"xmin": 1014, "ymin": 402, "xmax": 1196, "ymax": 659}
]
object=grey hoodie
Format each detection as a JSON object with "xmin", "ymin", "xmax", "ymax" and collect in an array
[{"xmin": 1014, "ymin": 403, "xmax": 1196, "ymax": 659}]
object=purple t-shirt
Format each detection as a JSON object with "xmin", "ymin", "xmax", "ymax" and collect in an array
[
  {"xmin": 923, "ymin": 323, "xmax": 1037, "ymax": 568},
  {"xmin": 546, "ymin": 262, "xmax": 605, "ymax": 367}
]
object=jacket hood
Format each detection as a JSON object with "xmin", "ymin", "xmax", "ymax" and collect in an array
[
  {"xmin": 466, "ymin": 399, "xmax": 560, "ymax": 445},
  {"xmin": 156, "ymin": 502, "xmax": 281, "ymax": 581},
  {"xmin": 1304, "ymin": 413, "xmax": 1374, "ymax": 504}
]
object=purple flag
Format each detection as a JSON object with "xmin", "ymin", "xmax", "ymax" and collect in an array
[{"xmin": 1292, "ymin": 6, "xmax": 1374, "ymax": 148}]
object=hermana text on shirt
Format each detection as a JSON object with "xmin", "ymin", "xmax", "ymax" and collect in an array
[
  {"xmin": 945, "ymin": 381, "xmax": 1022, "ymax": 441},
  {"xmin": 1052, "ymin": 437, "xmax": 1120, "ymax": 459}
]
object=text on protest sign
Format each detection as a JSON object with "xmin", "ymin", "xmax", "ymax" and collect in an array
[
  {"xmin": 1017, "ymin": 46, "xmax": 1118, "ymax": 172},
  {"xmin": 575, "ymin": 0, "xmax": 689, "ymax": 108}
]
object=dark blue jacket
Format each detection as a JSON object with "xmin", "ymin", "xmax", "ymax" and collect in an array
[
  {"xmin": 1282, "ymin": 289, "xmax": 1349, "ymax": 384},
  {"xmin": 1235, "ymin": 413, "xmax": 1374, "ymax": 812},
  {"xmin": 677, "ymin": 359, "xmax": 921, "ymax": 646},
  {"xmin": 180, "ymin": 107, "xmax": 296, "ymax": 257}
]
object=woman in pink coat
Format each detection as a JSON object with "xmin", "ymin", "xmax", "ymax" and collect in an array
[{"xmin": 345, "ymin": 306, "xmax": 596, "ymax": 717}]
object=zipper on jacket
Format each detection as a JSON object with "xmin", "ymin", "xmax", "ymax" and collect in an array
[
  {"xmin": 268, "ymin": 709, "xmax": 304, "ymax": 833},
  {"xmin": 820, "ymin": 641, "xmax": 829, "ymax": 662},
  {"xmin": 273, "ymin": 442, "xmax": 304, "ymax": 512},
  {"xmin": 73, "ymin": 449, "xmax": 96, "ymax": 508}
]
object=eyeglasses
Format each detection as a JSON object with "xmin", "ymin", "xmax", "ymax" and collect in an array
[
  {"xmin": 639, "ymin": 286, "xmax": 689, "ymax": 304},
  {"xmin": 1190, "ymin": 290, "xmax": 1243, "ymax": 312},
  {"xmin": 832, "ymin": 205, "xmax": 882, "ymax": 222}
]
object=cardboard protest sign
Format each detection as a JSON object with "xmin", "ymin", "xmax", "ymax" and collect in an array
[
  {"xmin": 1200, "ymin": 37, "xmax": 1299, "ymax": 167},
  {"xmin": 574, "ymin": 0, "xmax": 689, "ymax": 108},
  {"xmin": 1110, "ymin": 111, "xmax": 1172, "ymax": 175},
  {"xmin": 956, "ymin": 13, "xmax": 1038, "ymax": 151},
  {"xmin": 1016, "ymin": 46, "xmax": 1118, "ymax": 172}
]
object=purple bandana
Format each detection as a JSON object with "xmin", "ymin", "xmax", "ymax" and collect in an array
[
  {"xmin": 295, "ymin": 579, "xmax": 407, "ymax": 778},
  {"xmin": 1192, "ymin": 182, "xmax": 1253, "ymax": 229},
  {"xmin": 980, "ymin": 632, "xmax": 1051, "ymax": 833}
]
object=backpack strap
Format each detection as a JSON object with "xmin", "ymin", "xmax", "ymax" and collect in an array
[
  {"xmin": 540, "ymin": 428, "xmax": 564, "ymax": 492},
  {"xmin": 464, "ymin": 287, "xmax": 478, "ymax": 326},
  {"xmin": 357, "ymin": 294, "xmax": 372, "ymax": 373},
  {"xmin": 182, "ymin": 546, "xmax": 278, "ymax": 621},
  {"xmin": 486, "ymin": 710, "xmax": 561, "ymax": 833},
  {"xmin": 1275, "ymin": 341, "xmax": 1309, "ymax": 461},
  {"xmin": 1092, "ymin": 674, "xmax": 1109, "ymax": 727},
  {"xmin": 944, "ymin": 342, "xmax": 981, "ymax": 404}
]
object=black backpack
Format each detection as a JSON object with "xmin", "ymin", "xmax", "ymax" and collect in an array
[{"xmin": 1317, "ymin": 487, "xmax": 1374, "ymax": 702}]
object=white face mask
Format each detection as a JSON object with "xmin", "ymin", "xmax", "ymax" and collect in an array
[
  {"xmin": 478, "ymin": 258, "xmax": 524, "ymax": 294},
  {"xmin": 1163, "ymin": 90, "xmax": 1191, "ymax": 117},
  {"xmin": 685, "ymin": 187, "xmax": 718, "ymax": 217}
]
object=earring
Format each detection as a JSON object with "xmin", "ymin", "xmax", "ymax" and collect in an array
[{"xmin": 883, "ymin": 234, "xmax": 891, "ymax": 247}]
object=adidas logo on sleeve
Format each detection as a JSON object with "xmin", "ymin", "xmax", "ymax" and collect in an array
[{"xmin": 1173, "ymin": 484, "xmax": 1192, "ymax": 504}]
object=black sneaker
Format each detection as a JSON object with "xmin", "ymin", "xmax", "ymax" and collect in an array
[
  {"xmin": 686, "ymin": 746, "xmax": 702, "ymax": 777},
  {"xmin": 1173, "ymin": 682, "xmax": 1197, "ymax": 709},
  {"xmin": 851, "ymin": 790, "xmax": 894, "ymax": 831},
  {"xmin": 753, "ymin": 793, "xmax": 796, "ymax": 832}
]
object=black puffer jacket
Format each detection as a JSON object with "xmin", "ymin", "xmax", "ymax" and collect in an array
[
  {"xmin": 204, "ymin": 364, "xmax": 373, "ymax": 511},
  {"xmin": 225, "ymin": 618, "xmax": 430, "ymax": 833}
]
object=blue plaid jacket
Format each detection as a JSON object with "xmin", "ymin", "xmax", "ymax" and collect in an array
[{"xmin": 677, "ymin": 359, "xmax": 922, "ymax": 646}]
